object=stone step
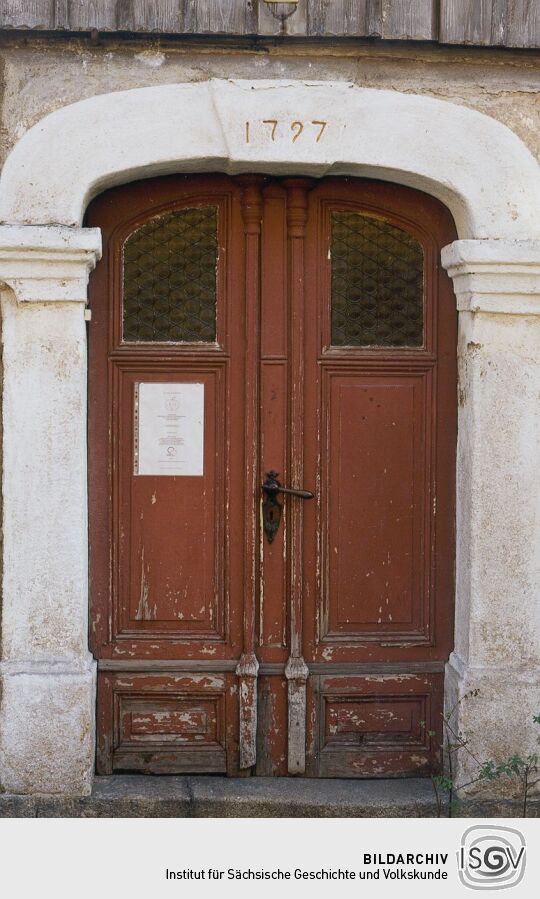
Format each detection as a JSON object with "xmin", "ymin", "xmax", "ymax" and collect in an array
[{"xmin": 1, "ymin": 776, "xmax": 538, "ymax": 817}]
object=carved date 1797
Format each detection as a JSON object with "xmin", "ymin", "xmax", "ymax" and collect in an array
[{"xmin": 245, "ymin": 119, "xmax": 328, "ymax": 144}]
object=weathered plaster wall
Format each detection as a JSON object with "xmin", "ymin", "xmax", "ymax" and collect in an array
[{"xmin": 0, "ymin": 39, "xmax": 538, "ymax": 165}]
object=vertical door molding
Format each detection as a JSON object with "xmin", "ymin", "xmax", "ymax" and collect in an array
[
  {"xmin": 0, "ymin": 224, "xmax": 101, "ymax": 795},
  {"xmin": 235, "ymin": 176, "xmax": 265, "ymax": 769},
  {"xmin": 283, "ymin": 179, "xmax": 312, "ymax": 774}
]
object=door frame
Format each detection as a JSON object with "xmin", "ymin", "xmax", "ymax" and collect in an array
[
  {"xmin": 0, "ymin": 80, "xmax": 539, "ymax": 795},
  {"xmin": 86, "ymin": 174, "xmax": 457, "ymax": 778}
]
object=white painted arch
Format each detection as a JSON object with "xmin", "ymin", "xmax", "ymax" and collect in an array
[{"xmin": 0, "ymin": 79, "xmax": 539, "ymax": 239}]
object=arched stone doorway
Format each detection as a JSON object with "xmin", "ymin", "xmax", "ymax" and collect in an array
[{"xmin": 0, "ymin": 81, "xmax": 538, "ymax": 795}]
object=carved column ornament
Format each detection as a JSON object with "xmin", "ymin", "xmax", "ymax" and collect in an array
[
  {"xmin": 283, "ymin": 178, "xmax": 311, "ymax": 774},
  {"xmin": 441, "ymin": 239, "xmax": 540, "ymax": 314},
  {"xmin": 0, "ymin": 225, "xmax": 102, "ymax": 303},
  {"xmin": 236, "ymin": 177, "xmax": 265, "ymax": 769}
]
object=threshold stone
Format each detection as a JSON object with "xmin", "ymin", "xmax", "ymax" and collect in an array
[{"xmin": 0, "ymin": 776, "xmax": 538, "ymax": 818}]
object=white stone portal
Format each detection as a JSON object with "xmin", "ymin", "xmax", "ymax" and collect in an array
[
  {"xmin": 442, "ymin": 240, "xmax": 540, "ymax": 793},
  {"xmin": 0, "ymin": 227, "xmax": 101, "ymax": 794},
  {"xmin": 0, "ymin": 81, "xmax": 538, "ymax": 796},
  {"xmin": 0, "ymin": 80, "xmax": 539, "ymax": 240}
]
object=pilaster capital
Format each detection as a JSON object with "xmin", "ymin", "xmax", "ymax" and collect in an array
[
  {"xmin": 441, "ymin": 239, "xmax": 540, "ymax": 315},
  {"xmin": 0, "ymin": 224, "xmax": 101, "ymax": 303}
]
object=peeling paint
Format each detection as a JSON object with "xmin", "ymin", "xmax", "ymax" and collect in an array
[{"xmin": 135, "ymin": 548, "xmax": 153, "ymax": 621}]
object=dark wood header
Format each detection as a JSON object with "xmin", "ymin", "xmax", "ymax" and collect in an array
[{"xmin": 0, "ymin": 1, "xmax": 538, "ymax": 49}]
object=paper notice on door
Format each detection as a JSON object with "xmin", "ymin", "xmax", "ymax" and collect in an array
[{"xmin": 134, "ymin": 382, "xmax": 204, "ymax": 476}]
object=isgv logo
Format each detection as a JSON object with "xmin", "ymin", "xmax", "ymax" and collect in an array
[{"xmin": 458, "ymin": 826, "xmax": 526, "ymax": 890}]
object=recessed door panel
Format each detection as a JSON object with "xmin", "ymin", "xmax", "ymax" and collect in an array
[
  {"xmin": 322, "ymin": 371, "xmax": 430, "ymax": 641},
  {"xmin": 314, "ymin": 674, "xmax": 443, "ymax": 778},
  {"xmin": 120, "ymin": 369, "xmax": 224, "ymax": 637},
  {"xmin": 97, "ymin": 672, "xmax": 233, "ymax": 774}
]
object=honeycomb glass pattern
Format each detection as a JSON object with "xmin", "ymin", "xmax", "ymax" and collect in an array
[
  {"xmin": 331, "ymin": 212, "xmax": 424, "ymax": 347},
  {"xmin": 123, "ymin": 206, "xmax": 218, "ymax": 342}
]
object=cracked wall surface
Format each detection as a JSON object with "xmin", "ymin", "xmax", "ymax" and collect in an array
[{"xmin": 0, "ymin": 39, "xmax": 538, "ymax": 165}]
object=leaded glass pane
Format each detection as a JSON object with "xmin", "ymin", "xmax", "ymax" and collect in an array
[
  {"xmin": 331, "ymin": 212, "xmax": 424, "ymax": 347},
  {"xmin": 123, "ymin": 206, "xmax": 218, "ymax": 342}
]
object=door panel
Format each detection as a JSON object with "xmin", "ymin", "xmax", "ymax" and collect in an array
[
  {"xmin": 259, "ymin": 363, "xmax": 289, "ymax": 651},
  {"xmin": 258, "ymin": 183, "xmax": 289, "ymax": 658},
  {"xmin": 256, "ymin": 675, "xmax": 288, "ymax": 777},
  {"xmin": 312, "ymin": 674, "xmax": 443, "ymax": 778},
  {"xmin": 122, "ymin": 368, "xmax": 224, "ymax": 638},
  {"xmin": 322, "ymin": 371, "xmax": 429, "ymax": 641},
  {"xmin": 97, "ymin": 671, "xmax": 234, "ymax": 774},
  {"xmin": 88, "ymin": 174, "xmax": 457, "ymax": 777}
]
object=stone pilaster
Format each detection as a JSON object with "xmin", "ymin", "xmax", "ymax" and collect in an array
[
  {"xmin": 442, "ymin": 239, "xmax": 540, "ymax": 794},
  {"xmin": 0, "ymin": 225, "xmax": 101, "ymax": 795}
]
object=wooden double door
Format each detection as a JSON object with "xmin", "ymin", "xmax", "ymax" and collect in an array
[{"xmin": 88, "ymin": 174, "xmax": 456, "ymax": 777}]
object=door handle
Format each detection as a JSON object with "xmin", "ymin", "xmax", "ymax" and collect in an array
[{"xmin": 261, "ymin": 470, "xmax": 314, "ymax": 543}]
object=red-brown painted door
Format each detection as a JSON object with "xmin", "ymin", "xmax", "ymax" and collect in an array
[
  {"xmin": 88, "ymin": 175, "xmax": 456, "ymax": 776},
  {"xmin": 302, "ymin": 180, "xmax": 456, "ymax": 776},
  {"xmin": 88, "ymin": 176, "xmax": 249, "ymax": 774}
]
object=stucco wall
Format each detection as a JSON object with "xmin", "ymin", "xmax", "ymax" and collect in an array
[{"xmin": 0, "ymin": 39, "xmax": 539, "ymax": 165}]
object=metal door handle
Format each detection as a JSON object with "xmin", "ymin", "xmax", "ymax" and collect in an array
[
  {"xmin": 262, "ymin": 470, "xmax": 314, "ymax": 500},
  {"xmin": 272, "ymin": 485, "xmax": 314, "ymax": 499},
  {"xmin": 261, "ymin": 471, "xmax": 314, "ymax": 543}
]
